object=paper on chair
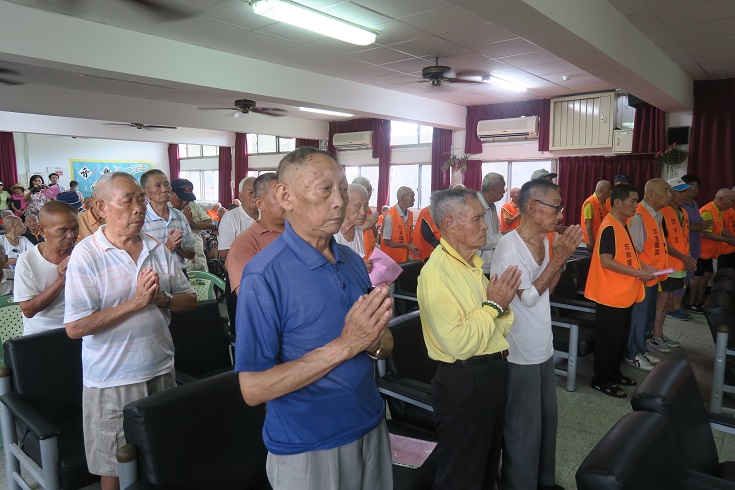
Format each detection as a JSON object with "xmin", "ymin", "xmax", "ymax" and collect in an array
[
  {"xmin": 389, "ymin": 433, "xmax": 437, "ymax": 469},
  {"xmin": 368, "ymin": 247, "xmax": 403, "ymax": 286}
]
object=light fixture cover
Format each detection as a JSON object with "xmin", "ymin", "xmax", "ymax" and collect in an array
[
  {"xmin": 299, "ymin": 107, "xmax": 353, "ymax": 117},
  {"xmin": 483, "ymin": 75, "xmax": 527, "ymax": 93},
  {"xmin": 252, "ymin": 0, "xmax": 377, "ymax": 46}
]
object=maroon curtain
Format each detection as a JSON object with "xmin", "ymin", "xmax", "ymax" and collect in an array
[
  {"xmin": 167, "ymin": 144, "xmax": 180, "ymax": 180},
  {"xmin": 295, "ymin": 138, "xmax": 320, "ymax": 149},
  {"xmin": 689, "ymin": 78, "xmax": 735, "ymax": 201},
  {"xmin": 632, "ymin": 103, "xmax": 666, "ymax": 153},
  {"xmin": 431, "ymin": 128, "xmax": 452, "ymax": 191},
  {"xmin": 372, "ymin": 119, "xmax": 391, "ymax": 208},
  {"xmin": 465, "ymin": 99, "xmax": 550, "ymax": 154},
  {"xmin": 557, "ymin": 153, "xmax": 657, "ymax": 226},
  {"xmin": 234, "ymin": 133, "xmax": 249, "ymax": 202},
  {"xmin": 218, "ymin": 146, "xmax": 232, "ymax": 207},
  {"xmin": 464, "ymin": 160, "xmax": 483, "ymax": 191},
  {"xmin": 327, "ymin": 119, "xmax": 374, "ymax": 155},
  {"xmin": 0, "ymin": 132, "xmax": 18, "ymax": 187}
]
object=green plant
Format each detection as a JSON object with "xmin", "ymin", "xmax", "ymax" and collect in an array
[
  {"xmin": 442, "ymin": 153, "xmax": 470, "ymax": 173},
  {"xmin": 655, "ymin": 144, "xmax": 688, "ymax": 166}
]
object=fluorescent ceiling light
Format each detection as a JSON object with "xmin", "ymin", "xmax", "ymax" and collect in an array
[
  {"xmin": 299, "ymin": 107, "xmax": 353, "ymax": 117},
  {"xmin": 483, "ymin": 75, "xmax": 527, "ymax": 93},
  {"xmin": 251, "ymin": 0, "xmax": 377, "ymax": 46}
]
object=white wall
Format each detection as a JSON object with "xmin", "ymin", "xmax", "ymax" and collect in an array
[{"xmin": 13, "ymin": 133, "xmax": 169, "ymax": 189}]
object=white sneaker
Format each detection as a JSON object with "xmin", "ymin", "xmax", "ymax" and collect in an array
[
  {"xmin": 642, "ymin": 352, "xmax": 661, "ymax": 365},
  {"xmin": 662, "ymin": 335, "xmax": 681, "ymax": 348},
  {"xmin": 648, "ymin": 337, "xmax": 672, "ymax": 353},
  {"xmin": 626, "ymin": 354, "xmax": 654, "ymax": 372}
]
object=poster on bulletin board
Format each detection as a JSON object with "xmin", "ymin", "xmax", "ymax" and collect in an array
[{"xmin": 70, "ymin": 160, "xmax": 153, "ymax": 198}]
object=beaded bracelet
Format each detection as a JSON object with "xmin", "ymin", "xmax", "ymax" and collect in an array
[{"xmin": 482, "ymin": 300, "xmax": 504, "ymax": 317}]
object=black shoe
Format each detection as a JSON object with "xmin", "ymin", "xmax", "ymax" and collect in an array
[{"xmin": 684, "ymin": 303, "xmax": 703, "ymax": 313}]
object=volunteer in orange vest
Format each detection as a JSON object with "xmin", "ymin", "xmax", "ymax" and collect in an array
[
  {"xmin": 500, "ymin": 187, "xmax": 522, "ymax": 232},
  {"xmin": 381, "ymin": 186, "xmax": 418, "ymax": 263},
  {"xmin": 718, "ymin": 187, "xmax": 735, "ymax": 270},
  {"xmin": 625, "ymin": 178, "xmax": 672, "ymax": 373},
  {"xmin": 694, "ymin": 189, "xmax": 735, "ymax": 305},
  {"xmin": 661, "ymin": 178, "xmax": 697, "ymax": 322},
  {"xmin": 585, "ymin": 183, "xmax": 655, "ymax": 398},
  {"xmin": 581, "ymin": 180, "xmax": 611, "ymax": 251},
  {"xmin": 352, "ymin": 176, "xmax": 380, "ymax": 258},
  {"xmin": 334, "ymin": 183, "xmax": 374, "ymax": 271},
  {"xmin": 413, "ymin": 205, "xmax": 440, "ymax": 262}
]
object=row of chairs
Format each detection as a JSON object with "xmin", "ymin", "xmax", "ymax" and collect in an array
[
  {"xmin": 703, "ymin": 267, "xmax": 735, "ymax": 415},
  {"xmin": 577, "ymin": 359, "xmax": 735, "ymax": 489}
]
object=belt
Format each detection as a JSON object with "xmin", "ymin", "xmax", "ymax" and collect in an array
[{"xmin": 452, "ymin": 350, "xmax": 509, "ymax": 365}]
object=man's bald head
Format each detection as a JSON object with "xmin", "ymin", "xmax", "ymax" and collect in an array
[
  {"xmin": 596, "ymin": 180, "xmax": 612, "ymax": 200},
  {"xmin": 277, "ymin": 146, "xmax": 340, "ymax": 185},
  {"xmin": 397, "ymin": 186, "xmax": 413, "ymax": 200},
  {"xmin": 39, "ymin": 200, "xmax": 78, "ymax": 225},
  {"xmin": 715, "ymin": 188, "xmax": 734, "ymax": 208},
  {"xmin": 644, "ymin": 178, "xmax": 667, "ymax": 194},
  {"xmin": 95, "ymin": 172, "xmax": 140, "ymax": 201}
]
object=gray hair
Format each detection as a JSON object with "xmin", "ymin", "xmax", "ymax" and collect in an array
[
  {"xmin": 253, "ymin": 173, "xmax": 277, "ymax": 198},
  {"xmin": 396, "ymin": 186, "xmax": 414, "ymax": 200},
  {"xmin": 95, "ymin": 172, "xmax": 139, "ymax": 201},
  {"xmin": 352, "ymin": 176, "xmax": 371, "ymax": 190},
  {"xmin": 1, "ymin": 210, "xmax": 14, "ymax": 219},
  {"xmin": 238, "ymin": 176, "xmax": 256, "ymax": 194},
  {"xmin": 277, "ymin": 146, "xmax": 339, "ymax": 184},
  {"xmin": 348, "ymin": 183, "xmax": 369, "ymax": 199},
  {"xmin": 519, "ymin": 179, "xmax": 560, "ymax": 214},
  {"xmin": 139, "ymin": 169, "xmax": 166, "ymax": 189},
  {"xmin": 430, "ymin": 188, "xmax": 478, "ymax": 229},
  {"xmin": 481, "ymin": 172, "xmax": 504, "ymax": 193}
]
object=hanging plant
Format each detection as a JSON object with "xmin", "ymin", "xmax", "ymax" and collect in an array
[
  {"xmin": 442, "ymin": 153, "xmax": 470, "ymax": 173},
  {"xmin": 655, "ymin": 144, "xmax": 688, "ymax": 166}
]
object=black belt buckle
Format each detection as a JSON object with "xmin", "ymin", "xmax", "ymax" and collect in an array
[{"xmin": 456, "ymin": 350, "xmax": 509, "ymax": 365}]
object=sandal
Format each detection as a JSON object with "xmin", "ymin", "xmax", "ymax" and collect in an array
[
  {"xmin": 592, "ymin": 382, "xmax": 627, "ymax": 398},
  {"xmin": 616, "ymin": 376, "xmax": 637, "ymax": 386}
]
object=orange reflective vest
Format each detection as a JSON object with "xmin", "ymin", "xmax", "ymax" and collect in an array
[
  {"xmin": 700, "ymin": 201, "xmax": 724, "ymax": 259},
  {"xmin": 363, "ymin": 227, "xmax": 376, "ymax": 259},
  {"xmin": 584, "ymin": 214, "xmax": 645, "ymax": 307},
  {"xmin": 630, "ymin": 203, "xmax": 668, "ymax": 286},
  {"xmin": 660, "ymin": 206, "xmax": 690, "ymax": 273},
  {"xmin": 413, "ymin": 207, "xmax": 440, "ymax": 261},
  {"xmin": 500, "ymin": 202, "xmax": 521, "ymax": 232},
  {"xmin": 381, "ymin": 205, "xmax": 414, "ymax": 263},
  {"xmin": 720, "ymin": 208, "xmax": 735, "ymax": 256},
  {"xmin": 581, "ymin": 193, "xmax": 608, "ymax": 244}
]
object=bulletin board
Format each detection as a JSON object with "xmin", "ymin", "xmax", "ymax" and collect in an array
[{"xmin": 70, "ymin": 160, "xmax": 153, "ymax": 198}]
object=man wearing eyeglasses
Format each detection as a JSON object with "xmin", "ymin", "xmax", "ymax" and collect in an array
[{"xmin": 490, "ymin": 179, "xmax": 583, "ymax": 490}]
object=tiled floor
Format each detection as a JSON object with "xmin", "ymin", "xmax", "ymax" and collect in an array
[{"xmin": 0, "ymin": 309, "xmax": 729, "ymax": 489}]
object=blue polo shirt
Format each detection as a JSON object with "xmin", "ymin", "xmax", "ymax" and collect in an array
[{"xmin": 234, "ymin": 221, "xmax": 384, "ymax": 455}]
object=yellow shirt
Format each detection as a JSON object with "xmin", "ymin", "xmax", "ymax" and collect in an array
[{"xmin": 417, "ymin": 238, "xmax": 514, "ymax": 363}]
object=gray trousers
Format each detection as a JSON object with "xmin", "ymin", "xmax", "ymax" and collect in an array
[
  {"xmin": 501, "ymin": 357, "xmax": 558, "ymax": 490},
  {"xmin": 265, "ymin": 420, "xmax": 393, "ymax": 490}
]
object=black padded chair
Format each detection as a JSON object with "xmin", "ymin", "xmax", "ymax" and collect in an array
[
  {"xmin": 169, "ymin": 300, "xmax": 233, "ymax": 384},
  {"xmin": 117, "ymin": 372, "xmax": 269, "ymax": 490},
  {"xmin": 631, "ymin": 359, "xmax": 735, "ymax": 485},
  {"xmin": 703, "ymin": 290, "xmax": 735, "ymax": 414},
  {"xmin": 713, "ymin": 268, "xmax": 735, "ymax": 284},
  {"xmin": 0, "ymin": 329, "xmax": 98, "ymax": 490},
  {"xmin": 393, "ymin": 260, "xmax": 423, "ymax": 315}
]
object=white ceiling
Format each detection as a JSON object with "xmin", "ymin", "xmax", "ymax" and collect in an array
[{"xmin": 0, "ymin": 0, "xmax": 731, "ymax": 137}]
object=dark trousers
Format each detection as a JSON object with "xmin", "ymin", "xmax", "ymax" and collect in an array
[
  {"xmin": 431, "ymin": 359, "xmax": 507, "ymax": 490},
  {"xmin": 593, "ymin": 303, "xmax": 633, "ymax": 386}
]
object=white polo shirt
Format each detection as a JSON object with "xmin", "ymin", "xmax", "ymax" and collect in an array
[
  {"xmin": 64, "ymin": 226, "xmax": 194, "ymax": 388},
  {"xmin": 14, "ymin": 246, "xmax": 66, "ymax": 335},
  {"xmin": 142, "ymin": 203, "xmax": 196, "ymax": 269},
  {"xmin": 217, "ymin": 206, "xmax": 255, "ymax": 251}
]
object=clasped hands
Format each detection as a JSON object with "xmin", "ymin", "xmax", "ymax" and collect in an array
[
  {"xmin": 339, "ymin": 285, "xmax": 393, "ymax": 358},
  {"xmin": 134, "ymin": 269, "xmax": 169, "ymax": 309}
]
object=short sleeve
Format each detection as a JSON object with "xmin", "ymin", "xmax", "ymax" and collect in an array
[
  {"xmin": 599, "ymin": 227, "xmax": 616, "ymax": 257},
  {"xmin": 13, "ymin": 253, "xmax": 38, "ymax": 303},
  {"xmin": 234, "ymin": 272, "xmax": 282, "ymax": 372},
  {"xmin": 582, "ymin": 202, "xmax": 594, "ymax": 220},
  {"xmin": 64, "ymin": 245, "xmax": 101, "ymax": 324}
]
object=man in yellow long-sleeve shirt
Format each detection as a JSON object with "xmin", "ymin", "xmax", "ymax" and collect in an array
[{"xmin": 417, "ymin": 187, "xmax": 521, "ymax": 490}]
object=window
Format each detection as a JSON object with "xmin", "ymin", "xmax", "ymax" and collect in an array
[
  {"xmin": 343, "ymin": 165, "xmax": 378, "ymax": 208},
  {"xmin": 390, "ymin": 122, "xmax": 433, "ymax": 146},
  {"xmin": 246, "ymin": 170, "xmax": 276, "ymax": 178},
  {"xmin": 480, "ymin": 160, "xmax": 552, "ymax": 207},
  {"xmin": 178, "ymin": 144, "xmax": 219, "ymax": 159},
  {"xmin": 388, "ymin": 164, "xmax": 432, "ymax": 209},
  {"xmin": 180, "ymin": 170, "xmax": 219, "ymax": 201},
  {"xmin": 246, "ymin": 134, "xmax": 296, "ymax": 154}
]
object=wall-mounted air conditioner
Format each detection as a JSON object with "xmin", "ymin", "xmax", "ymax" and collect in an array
[
  {"xmin": 332, "ymin": 131, "xmax": 373, "ymax": 150},
  {"xmin": 477, "ymin": 116, "xmax": 539, "ymax": 140}
]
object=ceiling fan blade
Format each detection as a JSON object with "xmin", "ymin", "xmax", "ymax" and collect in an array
[
  {"xmin": 0, "ymin": 68, "xmax": 25, "ymax": 86},
  {"xmin": 144, "ymin": 125, "xmax": 177, "ymax": 129},
  {"xmin": 252, "ymin": 107, "xmax": 287, "ymax": 117},
  {"xmin": 197, "ymin": 107, "xmax": 237, "ymax": 111},
  {"xmin": 447, "ymin": 78, "xmax": 485, "ymax": 84},
  {"xmin": 122, "ymin": 0, "xmax": 196, "ymax": 21},
  {"xmin": 103, "ymin": 123, "xmax": 136, "ymax": 126},
  {"xmin": 0, "ymin": 77, "xmax": 25, "ymax": 86}
]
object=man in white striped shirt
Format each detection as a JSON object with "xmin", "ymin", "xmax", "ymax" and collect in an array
[{"xmin": 65, "ymin": 172, "xmax": 196, "ymax": 490}]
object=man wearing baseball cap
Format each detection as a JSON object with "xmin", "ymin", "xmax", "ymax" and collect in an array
[
  {"xmin": 170, "ymin": 178, "xmax": 215, "ymax": 272},
  {"xmin": 531, "ymin": 169, "xmax": 557, "ymax": 182}
]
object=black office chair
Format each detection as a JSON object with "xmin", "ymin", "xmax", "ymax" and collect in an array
[
  {"xmin": 0, "ymin": 329, "xmax": 98, "ymax": 490},
  {"xmin": 393, "ymin": 260, "xmax": 423, "ymax": 315}
]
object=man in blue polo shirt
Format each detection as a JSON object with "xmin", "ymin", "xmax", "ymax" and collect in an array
[{"xmin": 235, "ymin": 146, "xmax": 394, "ymax": 490}]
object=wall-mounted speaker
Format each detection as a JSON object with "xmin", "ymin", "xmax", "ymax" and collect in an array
[
  {"xmin": 667, "ymin": 126, "xmax": 690, "ymax": 145},
  {"xmin": 627, "ymin": 94, "xmax": 645, "ymax": 107}
]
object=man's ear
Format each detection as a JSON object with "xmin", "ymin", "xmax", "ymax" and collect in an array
[
  {"xmin": 37, "ymin": 223, "xmax": 47, "ymax": 239},
  {"xmin": 96, "ymin": 199, "xmax": 107, "ymax": 219},
  {"xmin": 276, "ymin": 183, "xmax": 294, "ymax": 212}
]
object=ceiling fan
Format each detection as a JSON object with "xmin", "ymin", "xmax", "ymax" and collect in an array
[
  {"xmin": 0, "ymin": 67, "xmax": 25, "ymax": 86},
  {"xmin": 105, "ymin": 122, "xmax": 177, "ymax": 130},
  {"xmin": 47, "ymin": 0, "xmax": 196, "ymax": 21},
  {"xmin": 419, "ymin": 57, "xmax": 485, "ymax": 87},
  {"xmin": 197, "ymin": 99, "xmax": 287, "ymax": 117}
]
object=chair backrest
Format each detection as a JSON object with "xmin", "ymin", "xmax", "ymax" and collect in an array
[
  {"xmin": 713, "ymin": 267, "xmax": 735, "ymax": 284},
  {"xmin": 169, "ymin": 301, "xmax": 232, "ymax": 378},
  {"xmin": 0, "ymin": 295, "xmax": 24, "ymax": 343},
  {"xmin": 187, "ymin": 271, "xmax": 226, "ymax": 302},
  {"xmin": 703, "ymin": 290, "xmax": 735, "ymax": 347},
  {"xmin": 576, "ymin": 411, "xmax": 685, "ymax": 490},
  {"xmin": 568, "ymin": 256, "xmax": 590, "ymax": 290},
  {"xmin": 123, "ymin": 372, "xmax": 268, "ymax": 489},
  {"xmin": 4, "ymin": 328, "xmax": 83, "ymax": 422},
  {"xmin": 550, "ymin": 266, "xmax": 578, "ymax": 301},
  {"xmin": 395, "ymin": 260, "xmax": 423, "ymax": 294},
  {"xmin": 631, "ymin": 359, "xmax": 720, "ymax": 475},
  {"xmin": 386, "ymin": 311, "xmax": 437, "ymax": 384}
]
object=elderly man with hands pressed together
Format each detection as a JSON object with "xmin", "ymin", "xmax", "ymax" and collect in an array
[
  {"xmin": 335, "ymin": 183, "xmax": 373, "ymax": 272},
  {"xmin": 418, "ymin": 188, "xmax": 522, "ymax": 490},
  {"xmin": 491, "ymin": 179, "xmax": 583, "ymax": 490},
  {"xmin": 235, "ymin": 147, "xmax": 395, "ymax": 490},
  {"xmin": 15, "ymin": 201, "xmax": 79, "ymax": 335},
  {"xmin": 64, "ymin": 172, "xmax": 196, "ymax": 490}
]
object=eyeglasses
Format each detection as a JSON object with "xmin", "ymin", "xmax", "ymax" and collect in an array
[{"xmin": 533, "ymin": 199, "xmax": 564, "ymax": 215}]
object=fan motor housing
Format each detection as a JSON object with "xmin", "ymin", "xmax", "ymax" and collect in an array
[
  {"xmin": 234, "ymin": 99, "xmax": 256, "ymax": 111},
  {"xmin": 422, "ymin": 65, "xmax": 452, "ymax": 80}
]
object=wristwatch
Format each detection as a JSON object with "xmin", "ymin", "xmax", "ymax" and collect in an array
[{"xmin": 161, "ymin": 291, "xmax": 173, "ymax": 310}]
